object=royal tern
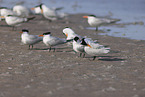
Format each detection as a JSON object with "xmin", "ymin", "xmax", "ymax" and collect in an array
[
  {"xmin": 4, "ymin": 15, "xmax": 35, "ymax": 30},
  {"xmin": 63, "ymin": 27, "xmax": 80, "ymax": 41},
  {"xmin": 63, "ymin": 27, "xmax": 98, "ymax": 46},
  {"xmin": 31, "ymin": 4, "xmax": 63, "ymax": 15},
  {"xmin": 31, "ymin": 5, "xmax": 41, "ymax": 15},
  {"xmin": 13, "ymin": 5, "xmax": 30, "ymax": 17},
  {"xmin": 82, "ymin": 38, "xmax": 103, "ymax": 49},
  {"xmin": 39, "ymin": 32, "xmax": 69, "ymax": 52},
  {"xmin": 83, "ymin": 15, "xmax": 120, "ymax": 31},
  {"xmin": 73, "ymin": 36, "xmax": 85, "ymax": 57},
  {"xmin": 32, "ymin": 4, "xmax": 67, "ymax": 21},
  {"xmin": 81, "ymin": 38, "xmax": 110, "ymax": 60},
  {"xmin": 0, "ymin": 7, "xmax": 16, "ymax": 17},
  {"xmin": 20, "ymin": 29, "xmax": 43, "ymax": 49}
]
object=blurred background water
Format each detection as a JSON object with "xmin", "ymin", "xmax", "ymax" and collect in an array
[{"xmin": 0, "ymin": 0, "xmax": 145, "ymax": 40}]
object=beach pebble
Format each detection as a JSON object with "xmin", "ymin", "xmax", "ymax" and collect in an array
[
  {"xmin": 47, "ymin": 91, "xmax": 53, "ymax": 95},
  {"xmin": 8, "ymin": 67, "xmax": 12, "ymax": 70},
  {"xmin": 133, "ymin": 95, "xmax": 139, "ymax": 97},
  {"xmin": 106, "ymin": 87, "xmax": 116, "ymax": 91},
  {"xmin": 24, "ymin": 85, "xmax": 31, "ymax": 89}
]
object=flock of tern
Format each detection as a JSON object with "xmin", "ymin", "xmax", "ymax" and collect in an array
[{"xmin": 0, "ymin": 3, "xmax": 119, "ymax": 60}]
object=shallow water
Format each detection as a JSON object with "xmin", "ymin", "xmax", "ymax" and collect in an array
[{"xmin": 1, "ymin": 0, "xmax": 145, "ymax": 40}]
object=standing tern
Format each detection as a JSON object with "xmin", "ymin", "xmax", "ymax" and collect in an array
[
  {"xmin": 39, "ymin": 32, "xmax": 69, "ymax": 52},
  {"xmin": 63, "ymin": 27, "xmax": 80, "ymax": 41},
  {"xmin": 13, "ymin": 5, "xmax": 30, "ymax": 17},
  {"xmin": 32, "ymin": 4, "xmax": 67, "ymax": 21},
  {"xmin": 83, "ymin": 15, "xmax": 120, "ymax": 31},
  {"xmin": 31, "ymin": 5, "xmax": 42, "ymax": 15},
  {"xmin": 73, "ymin": 36, "xmax": 86, "ymax": 58},
  {"xmin": 3, "ymin": 15, "xmax": 35, "ymax": 30},
  {"xmin": 20, "ymin": 29, "xmax": 43, "ymax": 49},
  {"xmin": 81, "ymin": 38, "xmax": 110, "ymax": 60},
  {"xmin": 0, "ymin": 7, "xmax": 16, "ymax": 17},
  {"xmin": 63, "ymin": 27, "xmax": 98, "ymax": 46},
  {"xmin": 82, "ymin": 38, "xmax": 103, "ymax": 49},
  {"xmin": 38, "ymin": 3, "xmax": 57, "ymax": 21}
]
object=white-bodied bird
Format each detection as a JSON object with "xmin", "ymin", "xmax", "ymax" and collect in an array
[
  {"xmin": 13, "ymin": 5, "xmax": 31, "ymax": 17},
  {"xmin": 4, "ymin": 15, "xmax": 35, "ymax": 30},
  {"xmin": 39, "ymin": 32, "xmax": 69, "ymax": 52},
  {"xmin": 20, "ymin": 29, "xmax": 43, "ymax": 49},
  {"xmin": 63, "ymin": 27, "xmax": 98, "ymax": 45},
  {"xmin": 73, "ymin": 36, "xmax": 86, "ymax": 57},
  {"xmin": 31, "ymin": 5, "xmax": 42, "ymax": 15},
  {"xmin": 63, "ymin": 27, "xmax": 80, "ymax": 41},
  {"xmin": 0, "ymin": 7, "xmax": 16, "ymax": 17},
  {"xmin": 83, "ymin": 15, "xmax": 120, "ymax": 31},
  {"xmin": 32, "ymin": 4, "xmax": 67, "ymax": 21},
  {"xmin": 81, "ymin": 38, "xmax": 110, "ymax": 60}
]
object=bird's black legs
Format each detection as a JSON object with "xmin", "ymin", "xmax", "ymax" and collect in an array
[
  {"xmin": 28, "ymin": 45, "xmax": 33, "ymax": 50},
  {"xmin": 49, "ymin": 47, "xmax": 51, "ymax": 52},
  {"xmin": 53, "ymin": 48, "xmax": 55, "ymax": 52},
  {"xmin": 79, "ymin": 53, "xmax": 85, "ymax": 58},
  {"xmin": 95, "ymin": 27, "xmax": 98, "ymax": 31},
  {"xmin": 80, "ymin": 53, "xmax": 82, "ymax": 57},
  {"xmin": 32, "ymin": 45, "xmax": 33, "ymax": 49},
  {"xmin": 48, "ymin": 47, "xmax": 56, "ymax": 52},
  {"xmin": 82, "ymin": 53, "xmax": 85, "ymax": 58},
  {"xmin": 93, "ymin": 56, "xmax": 96, "ymax": 60},
  {"xmin": 12, "ymin": 26, "xmax": 17, "ymax": 31},
  {"xmin": 28, "ymin": 45, "xmax": 31, "ymax": 50}
]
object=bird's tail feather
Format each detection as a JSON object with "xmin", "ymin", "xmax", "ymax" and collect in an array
[
  {"xmin": 27, "ymin": 16, "xmax": 35, "ymax": 21},
  {"xmin": 55, "ymin": 7, "xmax": 64, "ymax": 11}
]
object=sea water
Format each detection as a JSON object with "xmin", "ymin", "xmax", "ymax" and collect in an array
[{"xmin": 1, "ymin": 0, "xmax": 145, "ymax": 40}]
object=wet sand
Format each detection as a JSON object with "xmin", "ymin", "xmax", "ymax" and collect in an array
[{"xmin": 0, "ymin": 14, "xmax": 145, "ymax": 97}]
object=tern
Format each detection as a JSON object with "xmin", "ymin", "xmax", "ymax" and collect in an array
[
  {"xmin": 13, "ymin": 5, "xmax": 30, "ymax": 17},
  {"xmin": 81, "ymin": 38, "xmax": 110, "ymax": 60},
  {"xmin": 82, "ymin": 38, "xmax": 103, "ymax": 49},
  {"xmin": 39, "ymin": 32, "xmax": 69, "ymax": 52},
  {"xmin": 0, "ymin": 7, "xmax": 16, "ymax": 17},
  {"xmin": 83, "ymin": 15, "xmax": 120, "ymax": 31},
  {"xmin": 73, "ymin": 36, "xmax": 86, "ymax": 57},
  {"xmin": 63, "ymin": 27, "xmax": 98, "ymax": 46},
  {"xmin": 32, "ymin": 4, "xmax": 67, "ymax": 21},
  {"xmin": 31, "ymin": 5, "xmax": 42, "ymax": 15},
  {"xmin": 3, "ymin": 15, "xmax": 35, "ymax": 30},
  {"xmin": 20, "ymin": 29, "xmax": 43, "ymax": 49},
  {"xmin": 63, "ymin": 27, "xmax": 80, "ymax": 41}
]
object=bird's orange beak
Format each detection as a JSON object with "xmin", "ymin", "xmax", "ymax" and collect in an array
[
  {"xmin": 87, "ymin": 44, "xmax": 92, "ymax": 48},
  {"xmin": 41, "ymin": 9, "xmax": 43, "ymax": 14},
  {"xmin": 39, "ymin": 35, "xmax": 44, "ymax": 37},
  {"xmin": 0, "ymin": 16, "xmax": 5, "ymax": 18},
  {"xmin": 31, "ymin": 8, "xmax": 35, "ymax": 10},
  {"xmin": 65, "ymin": 33, "xmax": 68, "ymax": 37},
  {"xmin": 83, "ymin": 16, "xmax": 88, "ymax": 18},
  {"xmin": 19, "ymin": 31, "xmax": 23, "ymax": 33}
]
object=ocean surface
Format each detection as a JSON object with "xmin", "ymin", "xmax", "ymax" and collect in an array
[{"xmin": 1, "ymin": 0, "xmax": 145, "ymax": 40}]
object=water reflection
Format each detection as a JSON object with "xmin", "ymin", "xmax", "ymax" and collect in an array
[{"xmin": 86, "ymin": 24, "xmax": 145, "ymax": 40}]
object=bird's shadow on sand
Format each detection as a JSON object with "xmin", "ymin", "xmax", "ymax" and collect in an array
[
  {"xmin": 0, "ymin": 25, "xmax": 12, "ymax": 27},
  {"xmin": 85, "ymin": 56, "xmax": 126, "ymax": 61},
  {"xmin": 32, "ymin": 48, "xmax": 50, "ymax": 50},
  {"xmin": 32, "ymin": 47, "xmax": 73, "ymax": 52},
  {"xmin": 32, "ymin": 48, "xmax": 124, "ymax": 61},
  {"xmin": 98, "ymin": 57, "xmax": 125, "ymax": 61}
]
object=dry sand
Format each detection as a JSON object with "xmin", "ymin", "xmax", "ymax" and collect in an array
[{"xmin": 0, "ymin": 14, "xmax": 145, "ymax": 97}]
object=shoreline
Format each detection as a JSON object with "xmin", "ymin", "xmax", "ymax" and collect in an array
[{"xmin": 0, "ymin": 13, "xmax": 145, "ymax": 97}]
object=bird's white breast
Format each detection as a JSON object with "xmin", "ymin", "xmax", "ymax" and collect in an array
[{"xmin": 73, "ymin": 41, "xmax": 84, "ymax": 53}]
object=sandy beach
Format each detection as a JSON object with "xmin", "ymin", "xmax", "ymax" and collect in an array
[{"xmin": 0, "ymin": 14, "xmax": 145, "ymax": 97}]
